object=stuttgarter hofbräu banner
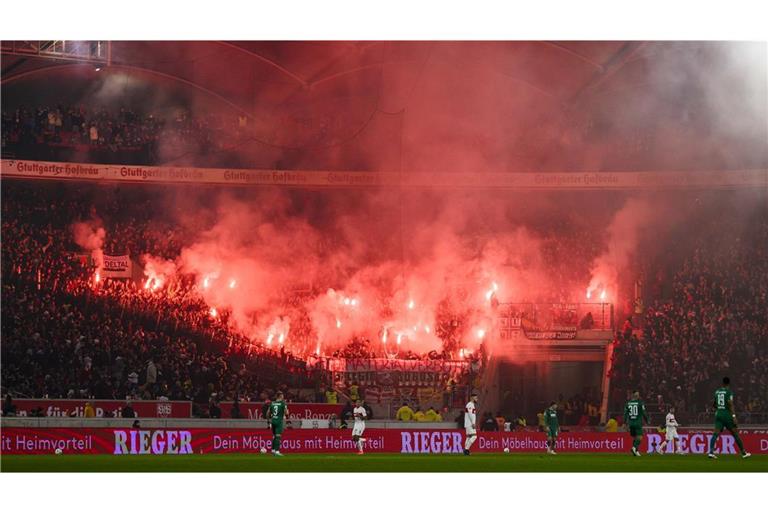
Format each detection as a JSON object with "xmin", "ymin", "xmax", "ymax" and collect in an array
[
  {"xmin": 2, "ymin": 428, "xmax": 767, "ymax": 456},
  {"xmin": 3, "ymin": 159, "xmax": 767, "ymax": 190}
]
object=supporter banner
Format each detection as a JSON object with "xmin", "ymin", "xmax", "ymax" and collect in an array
[
  {"xmin": 3, "ymin": 428, "xmax": 767, "ymax": 455},
  {"xmin": 218, "ymin": 402, "xmax": 342, "ymax": 420},
  {"xmin": 7, "ymin": 399, "xmax": 192, "ymax": 418},
  {"xmin": 3, "ymin": 159, "xmax": 767, "ymax": 190},
  {"xmin": 326, "ymin": 359, "xmax": 470, "ymax": 399},
  {"xmin": 327, "ymin": 358, "xmax": 468, "ymax": 374},
  {"xmin": 522, "ymin": 328, "xmax": 578, "ymax": 340},
  {"xmin": 101, "ymin": 254, "xmax": 132, "ymax": 278}
]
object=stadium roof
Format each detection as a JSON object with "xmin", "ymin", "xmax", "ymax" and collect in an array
[{"xmin": 2, "ymin": 41, "xmax": 766, "ymax": 172}]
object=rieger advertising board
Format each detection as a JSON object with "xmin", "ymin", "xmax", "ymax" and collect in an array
[{"xmin": 3, "ymin": 428, "xmax": 767, "ymax": 455}]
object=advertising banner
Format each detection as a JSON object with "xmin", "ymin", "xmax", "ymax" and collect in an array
[
  {"xmin": 218, "ymin": 402, "xmax": 342, "ymax": 420},
  {"xmin": 3, "ymin": 428, "xmax": 767, "ymax": 456},
  {"xmin": 6, "ymin": 399, "xmax": 192, "ymax": 418},
  {"xmin": 3, "ymin": 159, "xmax": 766, "ymax": 190}
]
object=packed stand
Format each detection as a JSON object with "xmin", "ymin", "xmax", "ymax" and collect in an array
[{"xmin": 610, "ymin": 210, "xmax": 768, "ymax": 423}]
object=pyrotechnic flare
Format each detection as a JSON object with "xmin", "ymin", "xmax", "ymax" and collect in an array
[
  {"xmin": 229, "ymin": 279, "xmax": 236, "ymax": 289},
  {"xmin": 267, "ymin": 333, "xmax": 274, "ymax": 346},
  {"xmin": 600, "ymin": 290, "xmax": 606, "ymax": 301},
  {"xmin": 94, "ymin": 272, "xmax": 101, "ymax": 284},
  {"xmin": 407, "ymin": 299, "xmax": 415, "ymax": 310},
  {"xmin": 210, "ymin": 307, "xmax": 217, "ymax": 318},
  {"xmin": 336, "ymin": 318, "xmax": 342, "ymax": 329},
  {"xmin": 477, "ymin": 328, "xmax": 486, "ymax": 339},
  {"xmin": 203, "ymin": 277, "xmax": 210, "ymax": 289}
]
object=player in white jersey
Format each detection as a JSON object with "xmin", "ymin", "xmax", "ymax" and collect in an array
[
  {"xmin": 658, "ymin": 406, "xmax": 682, "ymax": 454},
  {"xmin": 463, "ymin": 391, "xmax": 479, "ymax": 455},
  {"xmin": 352, "ymin": 399, "xmax": 367, "ymax": 454}
]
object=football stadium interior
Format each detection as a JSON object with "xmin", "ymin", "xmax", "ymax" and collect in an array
[{"xmin": 1, "ymin": 40, "xmax": 766, "ymax": 471}]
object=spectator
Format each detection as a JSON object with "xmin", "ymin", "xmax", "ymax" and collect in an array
[
  {"xmin": 340, "ymin": 401, "xmax": 354, "ymax": 428},
  {"xmin": 121, "ymin": 401, "xmax": 135, "ymax": 419},
  {"xmin": 231, "ymin": 396, "xmax": 242, "ymax": 419},
  {"xmin": 2, "ymin": 394, "xmax": 17, "ymax": 416},
  {"xmin": 315, "ymin": 385, "xmax": 327, "ymax": 403},
  {"xmin": 579, "ymin": 312, "xmax": 594, "ymax": 329},
  {"xmin": 84, "ymin": 402, "xmax": 95, "ymax": 418},
  {"xmin": 208, "ymin": 394, "xmax": 221, "ymax": 418},
  {"xmin": 362, "ymin": 401, "xmax": 374, "ymax": 421},
  {"xmin": 396, "ymin": 402, "xmax": 415, "ymax": 421},
  {"xmin": 325, "ymin": 388, "xmax": 338, "ymax": 404},
  {"xmin": 413, "ymin": 407, "xmax": 427, "ymax": 422},
  {"xmin": 481, "ymin": 412, "xmax": 498, "ymax": 431},
  {"xmin": 348, "ymin": 382, "xmax": 360, "ymax": 402},
  {"xmin": 495, "ymin": 412, "xmax": 506, "ymax": 431},
  {"xmin": 605, "ymin": 417, "xmax": 619, "ymax": 432},
  {"xmin": 146, "ymin": 359, "xmax": 157, "ymax": 386}
]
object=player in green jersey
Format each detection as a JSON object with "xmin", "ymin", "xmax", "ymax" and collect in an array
[
  {"xmin": 707, "ymin": 377, "xmax": 751, "ymax": 459},
  {"xmin": 544, "ymin": 401, "xmax": 559, "ymax": 455},
  {"xmin": 623, "ymin": 391, "xmax": 649, "ymax": 456},
  {"xmin": 267, "ymin": 391, "xmax": 289, "ymax": 456}
]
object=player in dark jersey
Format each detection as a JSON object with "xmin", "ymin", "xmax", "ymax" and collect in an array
[
  {"xmin": 267, "ymin": 391, "xmax": 289, "ymax": 456},
  {"xmin": 544, "ymin": 402, "xmax": 559, "ymax": 455},
  {"xmin": 623, "ymin": 391, "xmax": 649, "ymax": 456},
  {"xmin": 707, "ymin": 377, "xmax": 751, "ymax": 459}
]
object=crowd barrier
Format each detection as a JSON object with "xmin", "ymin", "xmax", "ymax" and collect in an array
[
  {"xmin": 4, "ymin": 399, "xmax": 341, "ymax": 420},
  {"xmin": 2, "ymin": 426, "xmax": 766, "ymax": 456}
]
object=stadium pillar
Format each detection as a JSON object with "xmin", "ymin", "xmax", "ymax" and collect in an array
[{"xmin": 599, "ymin": 341, "xmax": 615, "ymax": 424}]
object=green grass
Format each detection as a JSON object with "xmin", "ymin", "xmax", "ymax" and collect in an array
[{"xmin": 2, "ymin": 453, "xmax": 766, "ymax": 472}]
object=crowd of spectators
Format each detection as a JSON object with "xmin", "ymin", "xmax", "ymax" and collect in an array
[
  {"xmin": 0, "ymin": 181, "xmax": 479, "ymax": 412},
  {"xmin": 1, "ymin": 104, "xmax": 249, "ymax": 166},
  {"xmin": 3, "ymin": 178, "xmax": 766, "ymax": 425},
  {"xmin": 610, "ymin": 209, "xmax": 768, "ymax": 422}
]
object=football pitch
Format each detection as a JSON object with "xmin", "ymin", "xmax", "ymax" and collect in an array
[{"xmin": 2, "ymin": 453, "xmax": 766, "ymax": 472}]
